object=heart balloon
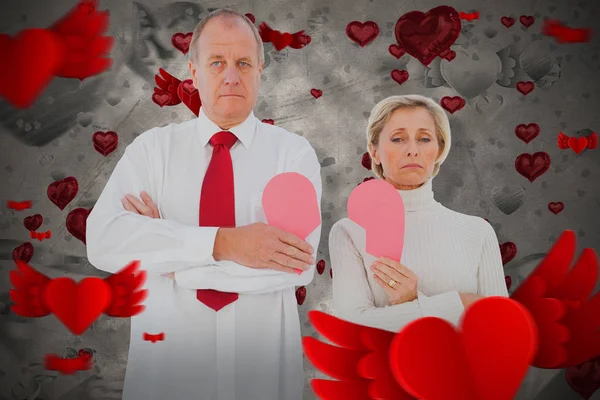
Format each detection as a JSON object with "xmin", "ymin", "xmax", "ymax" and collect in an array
[
  {"xmin": 440, "ymin": 47, "xmax": 502, "ymax": 99},
  {"xmin": 347, "ymin": 178, "xmax": 405, "ymax": 261}
]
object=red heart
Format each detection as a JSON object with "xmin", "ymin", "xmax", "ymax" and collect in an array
[
  {"xmin": 520, "ymin": 15, "xmax": 535, "ymax": 28},
  {"xmin": 296, "ymin": 286, "xmax": 306, "ymax": 305},
  {"xmin": 346, "ymin": 21, "xmax": 380, "ymax": 47},
  {"xmin": 271, "ymin": 31, "xmax": 293, "ymax": 51},
  {"xmin": 440, "ymin": 49, "xmax": 456, "ymax": 61},
  {"xmin": 92, "ymin": 131, "xmax": 118, "ymax": 157},
  {"xmin": 501, "ymin": 16, "xmax": 515, "ymax": 28},
  {"xmin": 505, "ymin": 276, "xmax": 512, "ymax": 290},
  {"xmin": 389, "ymin": 297, "xmax": 537, "ymax": 400},
  {"xmin": 388, "ymin": 44, "xmax": 406, "ymax": 59},
  {"xmin": 500, "ymin": 242, "xmax": 517, "ymax": 265},
  {"xmin": 361, "ymin": 152, "xmax": 372, "ymax": 170},
  {"xmin": 171, "ymin": 32, "xmax": 192, "ymax": 55},
  {"xmin": 244, "ymin": 13, "xmax": 256, "ymax": 24},
  {"xmin": 0, "ymin": 29, "xmax": 66, "ymax": 108},
  {"xmin": 566, "ymin": 357, "xmax": 600, "ymax": 400},
  {"xmin": 47, "ymin": 177, "xmax": 78, "ymax": 210},
  {"xmin": 440, "ymin": 96, "xmax": 465, "ymax": 113},
  {"xmin": 548, "ymin": 201, "xmax": 564, "ymax": 215},
  {"xmin": 177, "ymin": 79, "xmax": 201, "ymax": 116},
  {"xmin": 310, "ymin": 88, "xmax": 322, "ymax": 99},
  {"xmin": 515, "ymin": 123, "xmax": 540, "ymax": 143},
  {"xmin": 316, "ymin": 260, "xmax": 326, "ymax": 275},
  {"xmin": 13, "ymin": 242, "xmax": 34, "ymax": 263},
  {"xmin": 515, "ymin": 152, "xmax": 551, "ymax": 182},
  {"xmin": 568, "ymin": 136, "xmax": 588, "ymax": 154},
  {"xmin": 44, "ymin": 277, "xmax": 112, "ymax": 335},
  {"xmin": 23, "ymin": 214, "xmax": 43, "ymax": 232},
  {"xmin": 395, "ymin": 6, "xmax": 461, "ymax": 66},
  {"xmin": 152, "ymin": 90, "xmax": 171, "ymax": 107},
  {"xmin": 296, "ymin": 33, "xmax": 312, "ymax": 46},
  {"xmin": 261, "ymin": 119, "xmax": 274, "ymax": 125},
  {"xmin": 391, "ymin": 69, "xmax": 409, "ymax": 85},
  {"xmin": 66, "ymin": 207, "xmax": 92, "ymax": 244},
  {"xmin": 516, "ymin": 81, "xmax": 535, "ymax": 95}
]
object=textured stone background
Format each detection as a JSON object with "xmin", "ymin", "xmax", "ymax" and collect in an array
[{"xmin": 1, "ymin": 0, "xmax": 599, "ymax": 399}]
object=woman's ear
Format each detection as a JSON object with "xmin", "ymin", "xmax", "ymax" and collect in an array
[{"xmin": 368, "ymin": 142, "xmax": 380, "ymax": 165}]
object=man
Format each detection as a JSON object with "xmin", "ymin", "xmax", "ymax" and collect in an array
[{"xmin": 86, "ymin": 8, "xmax": 322, "ymax": 400}]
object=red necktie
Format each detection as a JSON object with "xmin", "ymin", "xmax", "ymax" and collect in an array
[{"xmin": 196, "ymin": 130, "xmax": 239, "ymax": 311}]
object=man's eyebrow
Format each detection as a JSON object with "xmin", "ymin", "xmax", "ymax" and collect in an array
[{"xmin": 206, "ymin": 55, "xmax": 254, "ymax": 62}]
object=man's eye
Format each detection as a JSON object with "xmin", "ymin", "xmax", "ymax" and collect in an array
[
  {"xmin": 211, "ymin": 61, "xmax": 222, "ymax": 67},
  {"xmin": 239, "ymin": 61, "xmax": 250, "ymax": 67}
]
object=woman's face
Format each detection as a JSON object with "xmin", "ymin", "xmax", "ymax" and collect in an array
[{"xmin": 369, "ymin": 107, "xmax": 442, "ymax": 188}]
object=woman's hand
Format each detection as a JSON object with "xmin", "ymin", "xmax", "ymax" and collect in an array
[{"xmin": 370, "ymin": 256, "xmax": 418, "ymax": 305}]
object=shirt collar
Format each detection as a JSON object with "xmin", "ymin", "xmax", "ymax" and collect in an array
[{"xmin": 196, "ymin": 107, "xmax": 257, "ymax": 149}]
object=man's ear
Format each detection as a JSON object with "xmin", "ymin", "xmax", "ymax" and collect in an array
[{"xmin": 188, "ymin": 60, "xmax": 197, "ymax": 87}]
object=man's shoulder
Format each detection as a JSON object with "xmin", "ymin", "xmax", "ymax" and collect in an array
[
  {"xmin": 129, "ymin": 119, "xmax": 196, "ymax": 148},
  {"xmin": 256, "ymin": 120, "xmax": 313, "ymax": 151}
]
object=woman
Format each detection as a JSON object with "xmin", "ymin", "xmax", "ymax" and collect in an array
[{"xmin": 329, "ymin": 94, "xmax": 508, "ymax": 333}]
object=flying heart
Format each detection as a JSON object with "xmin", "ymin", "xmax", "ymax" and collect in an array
[
  {"xmin": 45, "ymin": 353, "xmax": 92, "ymax": 374},
  {"xmin": 558, "ymin": 131, "xmax": 597, "ymax": 154},
  {"xmin": 9, "ymin": 260, "xmax": 147, "ymax": 335},
  {"xmin": 258, "ymin": 22, "xmax": 311, "ymax": 51},
  {"xmin": 29, "ymin": 230, "xmax": 52, "ymax": 241},
  {"xmin": 7, "ymin": 200, "xmax": 32, "ymax": 211},
  {"xmin": 542, "ymin": 20, "xmax": 591, "ymax": 43},
  {"xmin": 153, "ymin": 68, "xmax": 201, "ymax": 116}
]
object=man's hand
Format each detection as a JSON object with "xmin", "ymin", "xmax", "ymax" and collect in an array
[
  {"xmin": 370, "ymin": 257, "xmax": 418, "ymax": 305},
  {"xmin": 216, "ymin": 222, "xmax": 315, "ymax": 274}
]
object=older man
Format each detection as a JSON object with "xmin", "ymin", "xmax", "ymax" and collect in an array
[{"xmin": 86, "ymin": 8, "xmax": 322, "ymax": 400}]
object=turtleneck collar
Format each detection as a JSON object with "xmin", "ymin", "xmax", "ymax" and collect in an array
[{"xmin": 396, "ymin": 177, "xmax": 437, "ymax": 211}]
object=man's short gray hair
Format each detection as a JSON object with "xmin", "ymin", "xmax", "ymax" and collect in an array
[{"xmin": 188, "ymin": 8, "xmax": 264, "ymax": 66}]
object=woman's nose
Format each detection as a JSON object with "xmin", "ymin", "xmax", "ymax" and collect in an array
[{"xmin": 406, "ymin": 140, "xmax": 419, "ymax": 156}]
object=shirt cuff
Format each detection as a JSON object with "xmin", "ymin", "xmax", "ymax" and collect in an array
[
  {"xmin": 417, "ymin": 291, "xmax": 465, "ymax": 327},
  {"xmin": 181, "ymin": 225, "xmax": 220, "ymax": 265}
]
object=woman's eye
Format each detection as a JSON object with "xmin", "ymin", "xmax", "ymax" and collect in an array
[
  {"xmin": 421, "ymin": 138, "xmax": 431, "ymax": 142},
  {"xmin": 392, "ymin": 138, "xmax": 402, "ymax": 142}
]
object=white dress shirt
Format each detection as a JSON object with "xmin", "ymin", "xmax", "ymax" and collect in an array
[{"xmin": 86, "ymin": 108, "xmax": 322, "ymax": 400}]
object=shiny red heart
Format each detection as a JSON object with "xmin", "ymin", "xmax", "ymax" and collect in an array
[
  {"xmin": 516, "ymin": 81, "xmax": 535, "ymax": 95},
  {"xmin": 0, "ymin": 29, "xmax": 66, "ymax": 108},
  {"xmin": 346, "ymin": 21, "xmax": 380, "ymax": 47},
  {"xmin": 440, "ymin": 96, "xmax": 465, "ymax": 113},
  {"xmin": 296, "ymin": 286, "xmax": 306, "ymax": 305},
  {"xmin": 177, "ymin": 79, "xmax": 201, "ymax": 116},
  {"xmin": 12, "ymin": 242, "xmax": 34, "ymax": 263},
  {"xmin": 261, "ymin": 119, "xmax": 274, "ymax": 125},
  {"xmin": 440, "ymin": 48, "xmax": 456, "ymax": 61},
  {"xmin": 92, "ymin": 131, "xmax": 118, "ymax": 157},
  {"xmin": 394, "ymin": 6, "xmax": 461, "ymax": 66},
  {"xmin": 500, "ymin": 242, "xmax": 517, "ymax": 265},
  {"xmin": 548, "ymin": 202, "xmax": 564, "ymax": 215},
  {"xmin": 66, "ymin": 207, "xmax": 92, "ymax": 244},
  {"xmin": 44, "ymin": 277, "xmax": 112, "ymax": 335},
  {"xmin": 23, "ymin": 214, "xmax": 43, "ymax": 231},
  {"xmin": 515, "ymin": 152, "xmax": 551, "ymax": 182},
  {"xmin": 316, "ymin": 259, "xmax": 326, "ymax": 275},
  {"xmin": 244, "ymin": 13, "xmax": 256, "ymax": 24},
  {"xmin": 271, "ymin": 31, "xmax": 293, "ymax": 51},
  {"xmin": 568, "ymin": 137, "xmax": 588, "ymax": 154},
  {"xmin": 390, "ymin": 297, "xmax": 537, "ymax": 400},
  {"xmin": 501, "ymin": 17, "xmax": 515, "ymax": 28},
  {"xmin": 171, "ymin": 32, "xmax": 192, "ymax": 55},
  {"xmin": 310, "ymin": 88, "xmax": 322, "ymax": 99},
  {"xmin": 389, "ymin": 44, "xmax": 406, "ymax": 59},
  {"xmin": 520, "ymin": 15, "xmax": 535, "ymax": 28},
  {"xmin": 152, "ymin": 90, "xmax": 171, "ymax": 107},
  {"xmin": 47, "ymin": 177, "xmax": 79, "ymax": 210},
  {"xmin": 515, "ymin": 123, "xmax": 540, "ymax": 143},
  {"xmin": 361, "ymin": 152, "xmax": 372, "ymax": 170},
  {"xmin": 566, "ymin": 357, "xmax": 600, "ymax": 400},
  {"xmin": 391, "ymin": 69, "xmax": 409, "ymax": 85}
]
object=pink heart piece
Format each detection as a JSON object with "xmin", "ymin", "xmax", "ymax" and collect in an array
[
  {"xmin": 347, "ymin": 178, "xmax": 405, "ymax": 261},
  {"xmin": 262, "ymin": 172, "xmax": 320, "ymax": 240}
]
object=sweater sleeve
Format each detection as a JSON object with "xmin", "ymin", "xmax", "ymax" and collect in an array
[
  {"xmin": 329, "ymin": 220, "xmax": 464, "ymax": 332},
  {"xmin": 477, "ymin": 220, "xmax": 509, "ymax": 297}
]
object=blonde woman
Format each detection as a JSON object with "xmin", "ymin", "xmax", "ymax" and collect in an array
[{"xmin": 329, "ymin": 94, "xmax": 508, "ymax": 333}]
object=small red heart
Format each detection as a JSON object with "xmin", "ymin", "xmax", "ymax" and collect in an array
[
  {"xmin": 47, "ymin": 177, "xmax": 78, "ymax": 210},
  {"xmin": 515, "ymin": 152, "xmax": 551, "ymax": 182},
  {"xmin": 310, "ymin": 88, "xmax": 322, "ymax": 99},
  {"xmin": 78, "ymin": 348, "xmax": 94, "ymax": 362},
  {"xmin": 171, "ymin": 32, "xmax": 193, "ymax": 55},
  {"xmin": 271, "ymin": 31, "xmax": 293, "ymax": 51},
  {"xmin": 548, "ymin": 202, "xmax": 564, "ymax": 215},
  {"xmin": 66, "ymin": 207, "xmax": 92, "ymax": 244},
  {"xmin": 388, "ymin": 44, "xmax": 406, "ymax": 59},
  {"xmin": 244, "ymin": 13, "xmax": 256, "ymax": 24},
  {"xmin": 261, "ymin": 119, "xmax": 274, "ymax": 125},
  {"xmin": 296, "ymin": 286, "xmax": 306, "ymax": 305},
  {"xmin": 391, "ymin": 69, "xmax": 409, "ymax": 85},
  {"xmin": 316, "ymin": 259, "xmax": 326, "ymax": 275},
  {"xmin": 440, "ymin": 49, "xmax": 456, "ymax": 61},
  {"xmin": 568, "ymin": 136, "xmax": 588, "ymax": 154},
  {"xmin": 516, "ymin": 81, "xmax": 535, "ymax": 95},
  {"xmin": 177, "ymin": 79, "xmax": 201, "ymax": 116},
  {"xmin": 346, "ymin": 21, "xmax": 380, "ymax": 47},
  {"xmin": 92, "ymin": 131, "xmax": 118, "ymax": 157},
  {"xmin": 515, "ymin": 123, "xmax": 540, "ymax": 143},
  {"xmin": 23, "ymin": 214, "xmax": 43, "ymax": 231},
  {"xmin": 0, "ymin": 29, "xmax": 66, "ymax": 108},
  {"xmin": 566, "ymin": 357, "xmax": 600, "ymax": 400},
  {"xmin": 361, "ymin": 152, "xmax": 372, "ymax": 170},
  {"xmin": 152, "ymin": 90, "xmax": 171, "ymax": 107},
  {"xmin": 13, "ymin": 242, "xmax": 34, "ymax": 263},
  {"xmin": 500, "ymin": 242, "xmax": 517, "ymax": 265},
  {"xmin": 520, "ymin": 15, "xmax": 535, "ymax": 28},
  {"xmin": 296, "ymin": 33, "xmax": 312, "ymax": 46},
  {"xmin": 501, "ymin": 16, "xmax": 515, "ymax": 28},
  {"xmin": 389, "ymin": 297, "xmax": 537, "ymax": 400},
  {"xmin": 505, "ymin": 276, "xmax": 512, "ymax": 290},
  {"xmin": 43, "ymin": 277, "xmax": 112, "ymax": 335},
  {"xmin": 440, "ymin": 96, "xmax": 465, "ymax": 113}
]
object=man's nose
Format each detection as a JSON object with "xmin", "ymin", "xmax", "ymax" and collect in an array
[{"xmin": 223, "ymin": 65, "xmax": 240, "ymax": 84}]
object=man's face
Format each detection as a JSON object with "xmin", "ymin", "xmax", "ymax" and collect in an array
[{"xmin": 189, "ymin": 16, "xmax": 263, "ymax": 124}]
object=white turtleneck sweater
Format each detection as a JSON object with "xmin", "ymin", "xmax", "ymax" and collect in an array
[{"xmin": 328, "ymin": 177, "xmax": 509, "ymax": 332}]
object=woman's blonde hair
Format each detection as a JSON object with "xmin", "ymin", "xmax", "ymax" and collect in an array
[{"xmin": 366, "ymin": 95, "xmax": 451, "ymax": 179}]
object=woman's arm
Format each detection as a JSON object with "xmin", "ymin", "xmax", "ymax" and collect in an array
[
  {"xmin": 329, "ymin": 220, "xmax": 465, "ymax": 333},
  {"xmin": 477, "ymin": 220, "xmax": 509, "ymax": 297}
]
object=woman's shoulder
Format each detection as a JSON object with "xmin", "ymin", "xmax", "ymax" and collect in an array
[
  {"xmin": 329, "ymin": 218, "xmax": 365, "ymax": 242},
  {"xmin": 437, "ymin": 205, "xmax": 493, "ymax": 235}
]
